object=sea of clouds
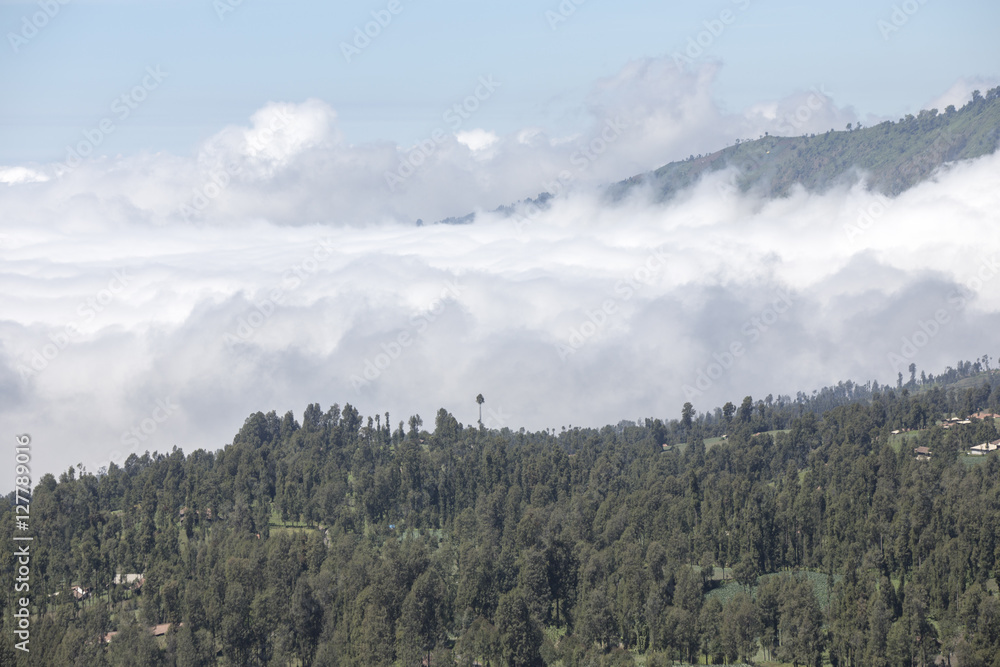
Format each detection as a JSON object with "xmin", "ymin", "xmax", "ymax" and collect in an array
[{"xmin": 1, "ymin": 61, "xmax": 998, "ymax": 484}]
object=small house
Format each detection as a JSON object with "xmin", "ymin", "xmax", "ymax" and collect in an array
[
  {"xmin": 151, "ymin": 624, "xmax": 173, "ymax": 637},
  {"xmin": 970, "ymin": 440, "xmax": 1000, "ymax": 456},
  {"xmin": 113, "ymin": 573, "xmax": 144, "ymax": 589}
]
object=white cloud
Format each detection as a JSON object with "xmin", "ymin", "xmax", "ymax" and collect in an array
[
  {"xmin": 456, "ymin": 129, "xmax": 500, "ymax": 153},
  {"xmin": 0, "ymin": 65, "xmax": 997, "ymax": 488},
  {"xmin": 0, "ymin": 166, "xmax": 49, "ymax": 185},
  {"xmin": 0, "ymin": 61, "xmax": 868, "ymax": 232}
]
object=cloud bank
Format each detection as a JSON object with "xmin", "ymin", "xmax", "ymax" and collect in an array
[{"xmin": 1, "ymin": 61, "xmax": 997, "ymax": 487}]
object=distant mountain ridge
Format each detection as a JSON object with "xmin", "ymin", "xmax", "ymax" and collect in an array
[
  {"xmin": 610, "ymin": 85, "xmax": 1000, "ymax": 201},
  {"xmin": 429, "ymin": 87, "xmax": 1000, "ymax": 225}
]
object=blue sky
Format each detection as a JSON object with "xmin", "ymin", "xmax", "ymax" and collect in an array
[{"xmin": 1, "ymin": 0, "xmax": 997, "ymax": 164}]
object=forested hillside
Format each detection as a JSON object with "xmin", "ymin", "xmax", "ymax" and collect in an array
[
  {"xmin": 435, "ymin": 88, "xmax": 1000, "ymax": 227},
  {"xmin": 609, "ymin": 86, "xmax": 1000, "ymax": 202},
  {"xmin": 3, "ymin": 361, "xmax": 1000, "ymax": 666}
]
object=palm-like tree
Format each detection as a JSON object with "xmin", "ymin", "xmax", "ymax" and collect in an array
[{"xmin": 476, "ymin": 394, "xmax": 485, "ymax": 426}]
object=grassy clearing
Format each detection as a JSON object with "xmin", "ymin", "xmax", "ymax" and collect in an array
[
  {"xmin": 705, "ymin": 570, "xmax": 839, "ymax": 610},
  {"xmin": 703, "ymin": 437, "xmax": 726, "ymax": 450},
  {"xmin": 961, "ymin": 454, "xmax": 989, "ymax": 467},
  {"xmin": 271, "ymin": 525, "xmax": 321, "ymax": 537},
  {"xmin": 268, "ymin": 506, "xmax": 319, "ymax": 529},
  {"xmin": 678, "ymin": 430, "xmax": 791, "ymax": 452},
  {"xmin": 705, "ymin": 580, "xmax": 747, "ymax": 606},
  {"xmin": 887, "ymin": 430, "xmax": 925, "ymax": 452}
]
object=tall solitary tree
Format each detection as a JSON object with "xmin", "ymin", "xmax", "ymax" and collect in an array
[
  {"xmin": 408, "ymin": 414, "xmax": 422, "ymax": 440},
  {"xmin": 477, "ymin": 394, "xmax": 485, "ymax": 427},
  {"xmin": 681, "ymin": 402, "xmax": 694, "ymax": 431}
]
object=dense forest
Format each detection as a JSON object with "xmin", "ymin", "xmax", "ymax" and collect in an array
[
  {"xmin": 3, "ymin": 359, "xmax": 1000, "ymax": 666},
  {"xmin": 609, "ymin": 86, "xmax": 1000, "ymax": 202}
]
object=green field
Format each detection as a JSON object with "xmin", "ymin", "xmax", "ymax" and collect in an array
[
  {"xmin": 706, "ymin": 570, "xmax": 839, "ymax": 611},
  {"xmin": 961, "ymin": 454, "xmax": 990, "ymax": 467},
  {"xmin": 677, "ymin": 429, "xmax": 792, "ymax": 452},
  {"xmin": 887, "ymin": 430, "xmax": 925, "ymax": 452}
]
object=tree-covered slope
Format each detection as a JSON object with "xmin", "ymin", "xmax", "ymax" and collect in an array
[
  {"xmin": 433, "ymin": 88, "xmax": 1000, "ymax": 226},
  {"xmin": 3, "ymin": 361, "xmax": 1000, "ymax": 666},
  {"xmin": 609, "ymin": 86, "xmax": 1000, "ymax": 202}
]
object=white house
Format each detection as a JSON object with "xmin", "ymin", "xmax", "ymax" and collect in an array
[
  {"xmin": 970, "ymin": 439, "xmax": 1000, "ymax": 456},
  {"xmin": 113, "ymin": 573, "xmax": 144, "ymax": 587}
]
